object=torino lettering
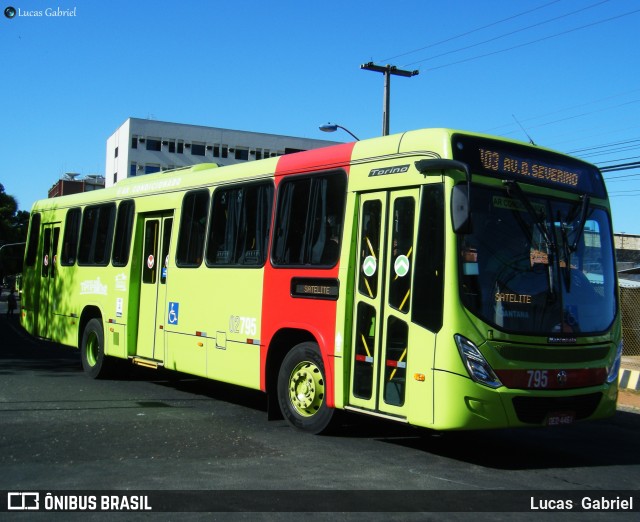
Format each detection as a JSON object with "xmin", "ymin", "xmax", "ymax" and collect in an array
[{"xmin": 368, "ymin": 164, "xmax": 410, "ymax": 177}]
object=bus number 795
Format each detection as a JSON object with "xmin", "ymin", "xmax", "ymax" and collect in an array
[
  {"xmin": 229, "ymin": 315, "xmax": 257, "ymax": 336},
  {"xmin": 527, "ymin": 370, "xmax": 548, "ymax": 388}
]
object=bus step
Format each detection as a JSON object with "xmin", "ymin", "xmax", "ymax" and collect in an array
[
  {"xmin": 131, "ymin": 357, "xmax": 163, "ymax": 370},
  {"xmin": 344, "ymin": 405, "xmax": 407, "ymax": 423}
]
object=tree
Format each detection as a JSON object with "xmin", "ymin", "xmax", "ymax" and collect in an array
[{"xmin": 0, "ymin": 183, "xmax": 29, "ymax": 281}]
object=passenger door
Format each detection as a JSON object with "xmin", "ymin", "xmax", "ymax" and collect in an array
[
  {"xmin": 349, "ymin": 189, "xmax": 420, "ymax": 418},
  {"xmin": 136, "ymin": 214, "xmax": 173, "ymax": 361}
]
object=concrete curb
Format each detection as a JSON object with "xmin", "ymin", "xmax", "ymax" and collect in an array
[{"xmin": 619, "ymin": 367, "xmax": 640, "ymax": 391}]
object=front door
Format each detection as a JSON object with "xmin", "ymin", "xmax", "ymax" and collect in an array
[
  {"xmin": 349, "ymin": 189, "xmax": 419, "ymax": 418},
  {"xmin": 37, "ymin": 223, "xmax": 60, "ymax": 339},
  {"xmin": 136, "ymin": 214, "xmax": 173, "ymax": 361}
]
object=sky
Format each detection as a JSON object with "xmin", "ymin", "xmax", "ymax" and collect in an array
[{"xmin": 1, "ymin": 0, "xmax": 639, "ymax": 233}]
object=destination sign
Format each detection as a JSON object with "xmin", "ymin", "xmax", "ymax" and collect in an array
[
  {"xmin": 291, "ymin": 277, "xmax": 339, "ymax": 300},
  {"xmin": 451, "ymin": 134, "xmax": 607, "ymax": 198},
  {"xmin": 478, "ymin": 148, "xmax": 579, "ymax": 188}
]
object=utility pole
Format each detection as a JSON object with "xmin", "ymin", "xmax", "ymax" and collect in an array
[{"xmin": 360, "ymin": 62, "xmax": 419, "ymax": 136}]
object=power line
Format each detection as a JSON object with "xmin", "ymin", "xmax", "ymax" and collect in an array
[
  {"xmin": 600, "ymin": 161, "xmax": 640, "ymax": 173},
  {"xmin": 484, "ymin": 88, "xmax": 640, "ymax": 135},
  {"xmin": 403, "ymin": 0, "xmax": 609, "ymax": 67},
  {"xmin": 597, "ymin": 155, "xmax": 640, "ymax": 165},
  {"xmin": 583, "ymin": 149, "xmax": 640, "ymax": 161},
  {"xmin": 569, "ymin": 137, "xmax": 640, "ymax": 155},
  {"xmin": 378, "ymin": 0, "xmax": 562, "ymax": 63},
  {"xmin": 539, "ymin": 122, "xmax": 640, "ymax": 150},
  {"xmin": 418, "ymin": 8, "xmax": 640, "ymax": 72},
  {"xmin": 602, "ymin": 173, "xmax": 640, "ymax": 182},
  {"xmin": 492, "ymin": 98, "xmax": 640, "ymax": 144}
]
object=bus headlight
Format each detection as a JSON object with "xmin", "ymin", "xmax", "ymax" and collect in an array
[
  {"xmin": 454, "ymin": 334, "xmax": 502, "ymax": 389},
  {"xmin": 606, "ymin": 340, "xmax": 623, "ymax": 384}
]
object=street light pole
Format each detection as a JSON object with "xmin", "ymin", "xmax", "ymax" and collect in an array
[{"xmin": 360, "ymin": 62, "xmax": 419, "ymax": 136}]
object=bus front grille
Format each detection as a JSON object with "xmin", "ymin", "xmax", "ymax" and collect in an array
[{"xmin": 511, "ymin": 393, "xmax": 602, "ymax": 424}]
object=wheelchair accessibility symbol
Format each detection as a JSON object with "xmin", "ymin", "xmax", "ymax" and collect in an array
[{"xmin": 168, "ymin": 302, "xmax": 179, "ymax": 325}]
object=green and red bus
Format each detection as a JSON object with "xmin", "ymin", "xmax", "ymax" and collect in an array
[{"xmin": 20, "ymin": 128, "xmax": 621, "ymax": 433}]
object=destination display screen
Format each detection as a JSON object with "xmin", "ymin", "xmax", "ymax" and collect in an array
[
  {"xmin": 451, "ymin": 134, "xmax": 607, "ymax": 198},
  {"xmin": 290, "ymin": 277, "xmax": 339, "ymax": 300}
]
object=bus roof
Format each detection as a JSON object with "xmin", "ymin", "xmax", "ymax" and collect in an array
[{"xmin": 29, "ymin": 128, "xmax": 604, "ymax": 212}]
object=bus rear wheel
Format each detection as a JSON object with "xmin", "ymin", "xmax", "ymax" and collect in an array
[
  {"xmin": 277, "ymin": 342, "xmax": 334, "ymax": 434},
  {"xmin": 81, "ymin": 318, "xmax": 111, "ymax": 379}
]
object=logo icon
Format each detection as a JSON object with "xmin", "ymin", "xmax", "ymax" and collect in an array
[
  {"xmin": 4, "ymin": 6, "xmax": 16, "ymax": 18},
  {"xmin": 7, "ymin": 492, "xmax": 40, "ymax": 510},
  {"xmin": 362, "ymin": 255, "xmax": 377, "ymax": 277},
  {"xmin": 556, "ymin": 370, "xmax": 568, "ymax": 386},
  {"xmin": 394, "ymin": 255, "xmax": 410, "ymax": 277}
]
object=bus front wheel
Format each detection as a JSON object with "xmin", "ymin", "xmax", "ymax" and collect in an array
[
  {"xmin": 277, "ymin": 342, "xmax": 334, "ymax": 434},
  {"xmin": 81, "ymin": 318, "xmax": 111, "ymax": 379}
]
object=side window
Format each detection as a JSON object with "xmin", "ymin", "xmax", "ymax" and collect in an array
[
  {"xmin": 160, "ymin": 219, "xmax": 172, "ymax": 284},
  {"xmin": 272, "ymin": 171, "xmax": 346, "ymax": 266},
  {"xmin": 25, "ymin": 213, "xmax": 41, "ymax": 267},
  {"xmin": 176, "ymin": 190, "xmax": 209, "ymax": 267},
  {"xmin": 77, "ymin": 204, "xmax": 116, "ymax": 266},
  {"xmin": 206, "ymin": 182, "xmax": 273, "ymax": 267},
  {"xmin": 112, "ymin": 200, "xmax": 135, "ymax": 267},
  {"xmin": 412, "ymin": 185, "xmax": 445, "ymax": 332},
  {"xmin": 61, "ymin": 208, "xmax": 81, "ymax": 266}
]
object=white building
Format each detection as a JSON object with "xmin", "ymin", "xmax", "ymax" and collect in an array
[{"xmin": 105, "ymin": 118, "xmax": 340, "ymax": 188}]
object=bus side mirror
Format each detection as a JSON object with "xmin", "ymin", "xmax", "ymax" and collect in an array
[
  {"xmin": 451, "ymin": 184, "xmax": 472, "ymax": 234},
  {"xmin": 414, "ymin": 159, "xmax": 472, "ymax": 235}
]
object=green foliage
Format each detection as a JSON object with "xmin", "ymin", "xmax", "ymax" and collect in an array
[{"xmin": 0, "ymin": 183, "xmax": 29, "ymax": 278}]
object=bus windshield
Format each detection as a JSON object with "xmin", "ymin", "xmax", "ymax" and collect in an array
[{"xmin": 459, "ymin": 185, "xmax": 617, "ymax": 335}]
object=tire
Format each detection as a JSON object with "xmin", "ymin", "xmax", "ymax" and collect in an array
[
  {"xmin": 80, "ymin": 318, "xmax": 111, "ymax": 379},
  {"xmin": 277, "ymin": 342, "xmax": 334, "ymax": 434}
]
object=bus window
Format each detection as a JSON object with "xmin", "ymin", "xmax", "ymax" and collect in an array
[
  {"xmin": 160, "ymin": 219, "xmax": 172, "ymax": 284},
  {"xmin": 383, "ymin": 316, "xmax": 408, "ymax": 406},
  {"xmin": 39, "ymin": 227, "xmax": 60, "ymax": 278},
  {"xmin": 358, "ymin": 200, "xmax": 382, "ymax": 298},
  {"xmin": 51, "ymin": 228, "xmax": 60, "ymax": 278},
  {"xmin": 142, "ymin": 220, "xmax": 159, "ymax": 284},
  {"xmin": 61, "ymin": 208, "xmax": 81, "ymax": 266},
  {"xmin": 112, "ymin": 200, "xmax": 135, "ymax": 267},
  {"xmin": 25, "ymin": 213, "xmax": 41, "ymax": 267},
  {"xmin": 41, "ymin": 228, "xmax": 51, "ymax": 278},
  {"xmin": 353, "ymin": 302, "xmax": 376, "ymax": 399},
  {"xmin": 206, "ymin": 182, "xmax": 273, "ymax": 267},
  {"xmin": 388, "ymin": 197, "xmax": 415, "ymax": 313},
  {"xmin": 176, "ymin": 190, "xmax": 209, "ymax": 267},
  {"xmin": 77, "ymin": 204, "xmax": 116, "ymax": 266},
  {"xmin": 412, "ymin": 185, "xmax": 444, "ymax": 333},
  {"xmin": 272, "ymin": 171, "xmax": 346, "ymax": 266}
]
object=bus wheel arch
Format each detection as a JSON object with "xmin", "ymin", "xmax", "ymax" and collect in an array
[{"xmin": 270, "ymin": 333, "xmax": 335, "ymax": 434}]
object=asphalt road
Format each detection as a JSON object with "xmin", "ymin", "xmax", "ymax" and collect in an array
[{"xmin": 1, "ymin": 312, "xmax": 639, "ymax": 520}]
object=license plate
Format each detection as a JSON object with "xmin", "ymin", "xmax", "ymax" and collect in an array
[{"xmin": 545, "ymin": 411, "xmax": 576, "ymax": 426}]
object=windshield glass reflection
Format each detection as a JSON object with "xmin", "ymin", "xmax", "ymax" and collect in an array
[{"xmin": 459, "ymin": 185, "xmax": 616, "ymax": 335}]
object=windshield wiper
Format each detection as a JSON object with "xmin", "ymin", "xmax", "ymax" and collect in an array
[
  {"xmin": 570, "ymin": 194, "xmax": 590, "ymax": 253},
  {"xmin": 559, "ymin": 194, "xmax": 590, "ymax": 292},
  {"xmin": 503, "ymin": 180, "xmax": 556, "ymax": 299}
]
